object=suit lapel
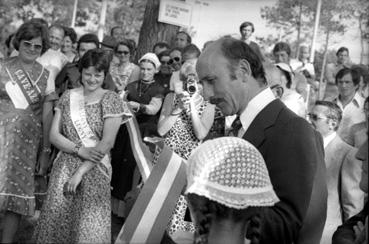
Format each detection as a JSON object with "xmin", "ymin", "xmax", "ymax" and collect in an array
[{"xmin": 243, "ymin": 99, "xmax": 285, "ymax": 148}]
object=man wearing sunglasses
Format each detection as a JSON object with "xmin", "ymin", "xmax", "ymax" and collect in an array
[{"xmin": 309, "ymin": 100, "xmax": 365, "ymax": 244}]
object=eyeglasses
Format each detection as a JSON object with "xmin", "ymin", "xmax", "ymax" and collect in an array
[
  {"xmin": 22, "ymin": 41, "xmax": 42, "ymax": 51},
  {"xmin": 168, "ymin": 57, "xmax": 181, "ymax": 65},
  {"xmin": 308, "ymin": 113, "xmax": 327, "ymax": 121},
  {"xmin": 116, "ymin": 50, "xmax": 130, "ymax": 55}
]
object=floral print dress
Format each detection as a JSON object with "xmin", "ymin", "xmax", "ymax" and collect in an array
[{"xmin": 33, "ymin": 90, "xmax": 124, "ymax": 244}]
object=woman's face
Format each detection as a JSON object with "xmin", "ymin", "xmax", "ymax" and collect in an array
[
  {"xmin": 81, "ymin": 66, "xmax": 105, "ymax": 93},
  {"xmin": 62, "ymin": 36, "xmax": 73, "ymax": 53},
  {"xmin": 115, "ymin": 44, "xmax": 131, "ymax": 63},
  {"xmin": 140, "ymin": 61, "xmax": 156, "ymax": 82},
  {"xmin": 241, "ymin": 25, "xmax": 253, "ymax": 40},
  {"xmin": 18, "ymin": 36, "xmax": 43, "ymax": 63}
]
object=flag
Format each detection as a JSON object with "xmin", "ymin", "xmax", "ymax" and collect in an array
[{"xmin": 115, "ymin": 144, "xmax": 187, "ymax": 244}]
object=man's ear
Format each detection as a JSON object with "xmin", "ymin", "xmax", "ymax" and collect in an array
[{"xmin": 239, "ymin": 59, "xmax": 252, "ymax": 77}]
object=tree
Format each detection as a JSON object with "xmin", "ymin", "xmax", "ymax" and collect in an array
[{"xmin": 135, "ymin": 0, "xmax": 179, "ymax": 61}]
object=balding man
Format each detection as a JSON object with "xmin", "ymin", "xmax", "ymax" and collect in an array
[{"xmin": 196, "ymin": 37, "xmax": 327, "ymax": 244}]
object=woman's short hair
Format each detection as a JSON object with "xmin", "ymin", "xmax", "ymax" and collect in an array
[
  {"xmin": 114, "ymin": 39, "xmax": 135, "ymax": 55},
  {"xmin": 336, "ymin": 46, "xmax": 349, "ymax": 56},
  {"xmin": 78, "ymin": 49, "xmax": 111, "ymax": 75},
  {"xmin": 239, "ymin": 21, "xmax": 255, "ymax": 33},
  {"xmin": 182, "ymin": 44, "xmax": 201, "ymax": 58},
  {"xmin": 335, "ymin": 67, "xmax": 361, "ymax": 86},
  {"xmin": 64, "ymin": 26, "xmax": 77, "ymax": 44},
  {"xmin": 220, "ymin": 37, "xmax": 266, "ymax": 85},
  {"xmin": 273, "ymin": 42, "xmax": 291, "ymax": 56},
  {"xmin": 13, "ymin": 21, "xmax": 50, "ymax": 54}
]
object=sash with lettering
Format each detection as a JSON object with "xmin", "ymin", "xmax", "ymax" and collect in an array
[
  {"xmin": 4, "ymin": 62, "xmax": 45, "ymax": 114},
  {"xmin": 115, "ymin": 141, "xmax": 187, "ymax": 244},
  {"xmin": 70, "ymin": 87, "xmax": 111, "ymax": 179}
]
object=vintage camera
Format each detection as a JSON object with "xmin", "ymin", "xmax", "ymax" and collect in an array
[{"xmin": 184, "ymin": 74, "xmax": 197, "ymax": 95}]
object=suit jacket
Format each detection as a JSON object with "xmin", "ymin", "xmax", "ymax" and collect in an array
[
  {"xmin": 321, "ymin": 135, "xmax": 353, "ymax": 244},
  {"xmin": 243, "ymin": 99, "xmax": 327, "ymax": 244}
]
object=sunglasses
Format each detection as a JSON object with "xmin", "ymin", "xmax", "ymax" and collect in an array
[
  {"xmin": 307, "ymin": 113, "xmax": 327, "ymax": 121},
  {"xmin": 168, "ymin": 57, "xmax": 181, "ymax": 65},
  {"xmin": 22, "ymin": 41, "xmax": 42, "ymax": 51},
  {"xmin": 116, "ymin": 50, "xmax": 130, "ymax": 55}
]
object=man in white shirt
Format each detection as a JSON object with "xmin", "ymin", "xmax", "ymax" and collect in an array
[
  {"xmin": 37, "ymin": 25, "xmax": 68, "ymax": 86},
  {"xmin": 309, "ymin": 100, "xmax": 364, "ymax": 244},
  {"xmin": 196, "ymin": 37, "xmax": 327, "ymax": 244},
  {"xmin": 332, "ymin": 67, "xmax": 366, "ymax": 143}
]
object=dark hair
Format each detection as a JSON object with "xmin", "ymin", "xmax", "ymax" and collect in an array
[
  {"xmin": 63, "ymin": 26, "xmax": 77, "ymax": 44},
  {"xmin": 78, "ymin": 49, "xmax": 110, "ymax": 76},
  {"xmin": 110, "ymin": 26, "xmax": 123, "ymax": 36},
  {"xmin": 273, "ymin": 42, "xmax": 291, "ymax": 56},
  {"xmin": 77, "ymin": 33, "xmax": 99, "ymax": 51},
  {"xmin": 49, "ymin": 24, "xmax": 65, "ymax": 38},
  {"xmin": 336, "ymin": 46, "xmax": 349, "ymax": 56},
  {"xmin": 5, "ymin": 33, "xmax": 15, "ymax": 49},
  {"xmin": 315, "ymin": 100, "xmax": 342, "ymax": 130},
  {"xmin": 220, "ymin": 37, "xmax": 267, "ymax": 85},
  {"xmin": 187, "ymin": 193, "xmax": 261, "ymax": 244},
  {"xmin": 152, "ymin": 41, "xmax": 170, "ymax": 52},
  {"xmin": 239, "ymin": 21, "xmax": 255, "ymax": 33},
  {"xmin": 157, "ymin": 50, "xmax": 171, "ymax": 61},
  {"xmin": 29, "ymin": 18, "xmax": 48, "ymax": 28},
  {"xmin": 13, "ymin": 21, "xmax": 50, "ymax": 54},
  {"xmin": 182, "ymin": 43, "xmax": 201, "ymax": 58},
  {"xmin": 176, "ymin": 31, "xmax": 192, "ymax": 44},
  {"xmin": 335, "ymin": 67, "xmax": 361, "ymax": 86},
  {"xmin": 114, "ymin": 39, "xmax": 134, "ymax": 55}
]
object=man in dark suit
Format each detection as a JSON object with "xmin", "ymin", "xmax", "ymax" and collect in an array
[{"xmin": 196, "ymin": 37, "xmax": 327, "ymax": 244}]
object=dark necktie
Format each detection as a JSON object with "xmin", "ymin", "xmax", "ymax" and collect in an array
[{"xmin": 229, "ymin": 116, "xmax": 242, "ymax": 136}]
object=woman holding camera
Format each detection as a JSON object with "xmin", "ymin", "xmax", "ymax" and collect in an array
[{"xmin": 157, "ymin": 59, "xmax": 215, "ymax": 240}]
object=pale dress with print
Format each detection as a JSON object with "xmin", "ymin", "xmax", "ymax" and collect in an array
[{"xmin": 33, "ymin": 90, "xmax": 124, "ymax": 244}]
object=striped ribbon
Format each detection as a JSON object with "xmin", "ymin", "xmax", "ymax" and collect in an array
[
  {"xmin": 115, "ymin": 144, "xmax": 187, "ymax": 244},
  {"xmin": 125, "ymin": 112, "xmax": 153, "ymax": 182}
]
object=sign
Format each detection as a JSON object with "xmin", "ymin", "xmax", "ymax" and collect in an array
[{"xmin": 158, "ymin": 0, "xmax": 193, "ymax": 27}]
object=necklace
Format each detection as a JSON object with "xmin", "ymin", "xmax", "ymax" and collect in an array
[{"xmin": 138, "ymin": 79, "xmax": 154, "ymax": 97}]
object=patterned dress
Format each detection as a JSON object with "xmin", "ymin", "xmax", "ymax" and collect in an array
[
  {"xmin": 33, "ymin": 90, "xmax": 124, "ymax": 244},
  {"xmin": 0, "ymin": 57, "xmax": 53, "ymax": 216},
  {"xmin": 154, "ymin": 93, "xmax": 208, "ymax": 237}
]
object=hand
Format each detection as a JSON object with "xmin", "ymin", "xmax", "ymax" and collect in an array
[
  {"xmin": 36, "ymin": 151, "xmax": 51, "ymax": 176},
  {"xmin": 77, "ymin": 147, "xmax": 104, "ymax": 163},
  {"xmin": 128, "ymin": 101, "xmax": 140, "ymax": 112},
  {"xmin": 66, "ymin": 171, "xmax": 83, "ymax": 194},
  {"xmin": 178, "ymin": 92, "xmax": 191, "ymax": 112},
  {"xmin": 353, "ymin": 221, "xmax": 366, "ymax": 244}
]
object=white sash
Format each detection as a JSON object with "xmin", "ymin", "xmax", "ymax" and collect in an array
[{"xmin": 70, "ymin": 88, "xmax": 111, "ymax": 180}]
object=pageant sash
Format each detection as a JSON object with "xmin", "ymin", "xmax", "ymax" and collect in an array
[
  {"xmin": 70, "ymin": 88, "xmax": 111, "ymax": 179},
  {"xmin": 5, "ymin": 65, "xmax": 42, "ymax": 109},
  {"xmin": 115, "ymin": 143, "xmax": 187, "ymax": 244}
]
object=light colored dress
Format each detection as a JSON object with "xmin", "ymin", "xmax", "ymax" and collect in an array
[
  {"xmin": 0, "ymin": 57, "xmax": 53, "ymax": 216},
  {"xmin": 33, "ymin": 89, "xmax": 124, "ymax": 244}
]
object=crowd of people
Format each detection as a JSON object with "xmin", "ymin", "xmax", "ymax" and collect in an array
[{"xmin": 0, "ymin": 17, "xmax": 367, "ymax": 244}]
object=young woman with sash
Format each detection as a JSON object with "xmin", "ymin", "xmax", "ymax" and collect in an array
[
  {"xmin": 34, "ymin": 49, "xmax": 124, "ymax": 243},
  {"xmin": 0, "ymin": 21, "xmax": 56, "ymax": 243}
]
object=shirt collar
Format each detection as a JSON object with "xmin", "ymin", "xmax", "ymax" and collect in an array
[
  {"xmin": 324, "ymin": 132, "xmax": 337, "ymax": 148},
  {"xmin": 239, "ymin": 87, "xmax": 276, "ymax": 132},
  {"xmin": 335, "ymin": 92, "xmax": 362, "ymax": 109}
]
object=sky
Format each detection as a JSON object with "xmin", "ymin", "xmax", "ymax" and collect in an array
[{"xmin": 172, "ymin": 0, "xmax": 367, "ymax": 64}]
